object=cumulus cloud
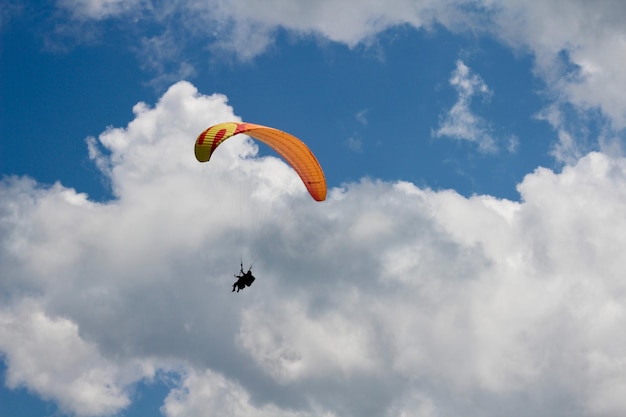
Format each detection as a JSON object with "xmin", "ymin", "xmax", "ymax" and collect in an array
[
  {"xmin": 0, "ymin": 299, "xmax": 148, "ymax": 416},
  {"xmin": 161, "ymin": 368, "xmax": 336, "ymax": 417},
  {"xmin": 2, "ymin": 82, "xmax": 626, "ymax": 416}
]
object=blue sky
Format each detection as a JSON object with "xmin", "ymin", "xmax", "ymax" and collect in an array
[
  {"xmin": 2, "ymin": 1, "xmax": 626, "ymax": 417},
  {"xmin": 2, "ymin": 9, "xmax": 554, "ymax": 202}
]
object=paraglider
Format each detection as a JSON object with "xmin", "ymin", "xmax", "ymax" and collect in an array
[
  {"xmin": 194, "ymin": 121, "xmax": 326, "ymax": 292},
  {"xmin": 194, "ymin": 121, "xmax": 327, "ymax": 201}
]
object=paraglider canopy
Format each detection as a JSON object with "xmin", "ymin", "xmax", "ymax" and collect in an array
[{"xmin": 195, "ymin": 122, "xmax": 327, "ymax": 201}]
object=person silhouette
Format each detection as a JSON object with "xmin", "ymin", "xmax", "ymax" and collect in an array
[{"xmin": 232, "ymin": 264, "xmax": 255, "ymax": 292}]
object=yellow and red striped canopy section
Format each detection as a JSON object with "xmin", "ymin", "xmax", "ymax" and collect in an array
[{"xmin": 195, "ymin": 122, "xmax": 327, "ymax": 201}]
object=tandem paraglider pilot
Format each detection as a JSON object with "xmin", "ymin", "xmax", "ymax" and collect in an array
[{"xmin": 232, "ymin": 264, "xmax": 255, "ymax": 293}]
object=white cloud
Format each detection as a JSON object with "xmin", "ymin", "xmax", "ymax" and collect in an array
[
  {"xmin": 237, "ymin": 300, "xmax": 376, "ymax": 383},
  {"xmin": 0, "ymin": 299, "xmax": 150, "ymax": 416},
  {"xmin": 480, "ymin": 0, "xmax": 626, "ymax": 128},
  {"xmin": 3, "ymin": 82, "xmax": 626, "ymax": 416},
  {"xmin": 433, "ymin": 60, "xmax": 497, "ymax": 152},
  {"xmin": 161, "ymin": 368, "xmax": 336, "ymax": 417}
]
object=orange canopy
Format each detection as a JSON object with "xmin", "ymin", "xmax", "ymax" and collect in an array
[{"xmin": 195, "ymin": 122, "xmax": 326, "ymax": 201}]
